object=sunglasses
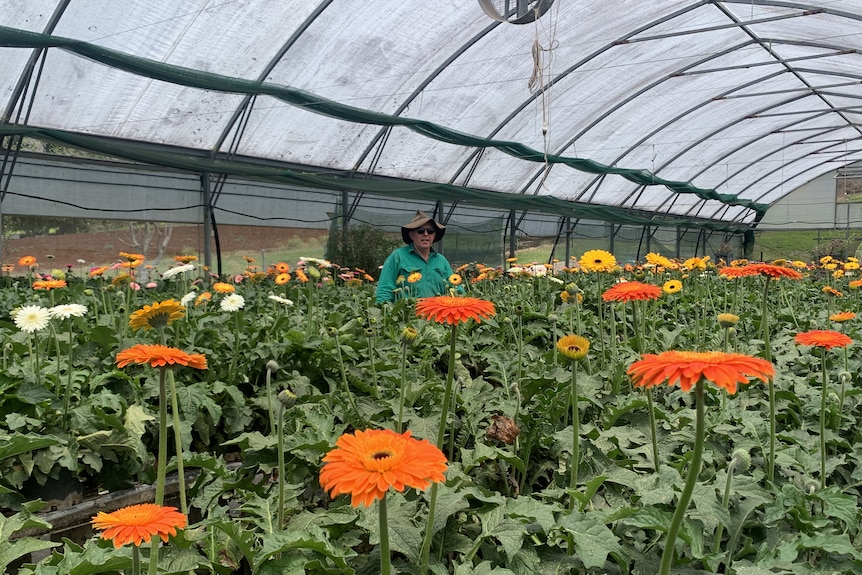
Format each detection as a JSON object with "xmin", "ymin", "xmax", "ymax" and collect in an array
[{"xmin": 415, "ymin": 228, "xmax": 436, "ymax": 235}]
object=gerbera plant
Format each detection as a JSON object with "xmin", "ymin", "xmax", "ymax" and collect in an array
[
  {"xmin": 320, "ymin": 428, "xmax": 447, "ymax": 575},
  {"xmin": 627, "ymin": 350, "xmax": 774, "ymax": 575},
  {"xmin": 795, "ymin": 329, "xmax": 852, "ymax": 489},
  {"xmin": 556, "ymin": 334, "xmax": 589, "ymax": 509},
  {"xmin": 415, "ymin": 294, "xmax": 495, "ymax": 573}
]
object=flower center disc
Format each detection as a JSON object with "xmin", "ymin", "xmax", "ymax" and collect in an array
[{"xmin": 371, "ymin": 450, "xmax": 393, "ymax": 461}]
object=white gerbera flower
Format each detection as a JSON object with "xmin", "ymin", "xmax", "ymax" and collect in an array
[
  {"xmin": 14, "ymin": 305, "xmax": 51, "ymax": 332},
  {"xmin": 180, "ymin": 291, "xmax": 196, "ymax": 307},
  {"xmin": 268, "ymin": 294, "xmax": 294, "ymax": 306},
  {"xmin": 220, "ymin": 294, "xmax": 245, "ymax": 312},
  {"xmin": 48, "ymin": 303, "xmax": 88, "ymax": 319},
  {"xmin": 547, "ymin": 275, "xmax": 564, "ymax": 284},
  {"xmin": 161, "ymin": 264, "xmax": 195, "ymax": 280}
]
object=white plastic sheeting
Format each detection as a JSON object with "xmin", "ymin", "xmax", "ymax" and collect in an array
[{"xmin": 2, "ymin": 0, "xmax": 862, "ymax": 225}]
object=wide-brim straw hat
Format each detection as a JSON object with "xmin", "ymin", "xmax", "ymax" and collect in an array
[{"xmin": 401, "ymin": 210, "xmax": 446, "ymax": 244}]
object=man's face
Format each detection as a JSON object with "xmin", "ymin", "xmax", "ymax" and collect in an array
[{"xmin": 409, "ymin": 226, "xmax": 436, "ymax": 247}]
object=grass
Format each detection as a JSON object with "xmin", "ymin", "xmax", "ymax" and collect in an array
[
  {"xmin": 218, "ymin": 236, "xmax": 326, "ymax": 275},
  {"xmin": 754, "ymin": 230, "xmax": 860, "ymax": 262}
]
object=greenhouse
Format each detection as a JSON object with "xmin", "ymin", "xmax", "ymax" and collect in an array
[{"xmin": 1, "ymin": 1, "xmax": 862, "ymax": 574}]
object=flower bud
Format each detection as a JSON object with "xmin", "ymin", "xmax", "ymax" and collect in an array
[
  {"xmin": 514, "ymin": 304, "xmax": 524, "ymax": 316},
  {"xmin": 278, "ymin": 389, "xmax": 297, "ymax": 408},
  {"xmin": 266, "ymin": 360, "xmax": 280, "ymax": 373},
  {"xmin": 327, "ymin": 326, "xmax": 338, "ymax": 336},
  {"xmin": 307, "ymin": 266, "xmax": 321, "ymax": 280},
  {"xmin": 401, "ymin": 327, "xmax": 418, "ymax": 346},
  {"xmin": 731, "ymin": 448, "xmax": 751, "ymax": 471},
  {"xmin": 839, "ymin": 371, "xmax": 851, "ymax": 384},
  {"xmin": 548, "ymin": 314, "xmax": 558, "ymax": 324},
  {"xmin": 565, "ymin": 283, "xmax": 580, "ymax": 296},
  {"xmin": 718, "ymin": 313, "xmax": 739, "ymax": 328},
  {"xmin": 634, "ymin": 270, "xmax": 646, "ymax": 280}
]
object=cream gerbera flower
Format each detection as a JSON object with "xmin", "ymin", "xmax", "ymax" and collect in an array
[
  {"xmin": 180, "ymin": 292, "xmax": 196, "ymax": 307},
  {"xmin": 268, "ymin": 294, "xmax": 294, "ymax": 305},
  {"xmin": 220, "ymin": 294, "xmax": 245, "ymax": 312},
  {"xmin": 48, "ymin": 304, "xmax": 88, "ymax": 319},
  {"xmin": 161, "ymin": 264, "xmax": 195, "ymax": 279},
  {"xmin": 14, "ymin": 305, "xmax": 51, "ymax": 332}
]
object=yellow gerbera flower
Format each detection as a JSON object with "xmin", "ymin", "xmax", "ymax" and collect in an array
[
  {"xmin": 662, "ymin": 279, "xmax": 682, "ymax": 294},
  {"xmin": 579, "ymin": 250, "xmax": 617, "ymax": 273},
  {"xmin": 129, "ymin": 299, "xmax": 185, "ymax": 331}
]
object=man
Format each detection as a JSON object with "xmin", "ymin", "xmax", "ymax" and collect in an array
[{"xmin": 375, "ymin": 211, "xmax": 455, "ymax": 303}]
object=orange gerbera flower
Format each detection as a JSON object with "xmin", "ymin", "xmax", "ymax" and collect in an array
[
  {"xmin": 746, "ymin": 263, "xmax": 803, "ymax": 280},
  {"xmin": 174, "ymin": 255, "xmax": 197, "ymax": 264},
  {"xmin": 822, "ymin": 285, "xmax": 843, "ymax": 297},
  {"xmin": 274, "ymin": 262, "xmax": 290, "ymax": 274},
  {"xmin": 448, "ymin": 273, "xmax": 462, "ymax": 285},
  {"xmin": 407, "ymin": 272, "xmax": 422, "ymax": 283},
  {"xmin": 602, "ymin": 281, "xmax": 662, "ymax": 302},
  {"xmin": 830, "ymin": 311, "xmax": 856, "ymax": 323},
  {"xmin": 319, "ymin": 429, "xmax": 447, "ymax": 507},
  {"xmin": 415, "ymin": 296, "xmax": 496, "ymax": 325},
  {"xmin": 129, "ymin": 299, "xmax": 185, "ymax": 331},
  {"xmin": 627, "ymin": 350, "xmax": 774, "ymax": 395},
  {"xmin": 849, "ymin": 279, "xmax": 862, "ymax": 290},
  {"xmin": 116, "ymin": 344, "xmax": 207, "ymax": 370},
  {"xmin": 32, "ymin": 279, "xmax": 67, "ymax": 290},
  {"xmin": 119, "ymin": 252, "xmax": 145, "ymax": 262},
  {"xmin": 795, "ymin": 330, "xmax": 852, "ymax": 350},
  {"xmin": 295, "ymin": 269, "xmax": 309, "ymax": 283},
  {"xmin": 92, "ymin": 503, "xmax": 186, "ymax": 548},
  {"xmin": 212, "ymin": 282, "xmax": 235, "ymax": 293},
  {"xmin": 718, "ymin": 266, "xmax": 758, "ymax": 279},
  {"xmin": 195, "ymin": 292, "xmax": 212, "ymax": 305},
  {"xmin": 275, "ymin": 272, "xmax": 291, "ymax": 284},
  {"xmin": 18, "ymin": 256, "xmax": 36, "ymax": 267}
]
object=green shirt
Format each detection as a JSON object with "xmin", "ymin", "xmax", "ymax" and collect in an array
[{"xmin": 376, "ymin": 244, "xmax": 454, "ymax": 303}]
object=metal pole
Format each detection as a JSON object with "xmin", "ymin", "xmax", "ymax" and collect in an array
[{"xmin": 201, "ymin": 173, "xmax": 212, "ymax": 271}]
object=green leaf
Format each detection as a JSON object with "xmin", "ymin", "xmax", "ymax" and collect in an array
[
  {"xmin": 557, "ymin": 514, "xmax": 621, "ymax": 569},
  {"xmin": 0, "ymin": 538, "xmax": 58, "ymax": 573},
  {"xmin": 454, "ymin": 560, "xmax": 516, "ymax": 575},
  {"xmin": 812, "ymin": 487, "xmax": 859, "ymax": 531},
  {"xmin": 0, "ymin": 433, "xmax": 63, "ymax": 460},
  {"xmin": 797, "ymin": 532, "xmax": 862, "ymax": 560}
]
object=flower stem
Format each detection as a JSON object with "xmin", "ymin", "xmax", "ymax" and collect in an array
[
  {"xmin": 277, "ymin": 402, "xmax": 286, "ymax": 530},
  {"xmin": 436, "ymin": 324, "xmax": 458, "ymax": 450},
  {"xmin": 166, "ymin": 369, "xmax": 188, "ymax": 515},
  {"xmin": 418, "ymin": 483, "xmax": 439, "ymax": 575},
  {"xmin": 379, "ymin": 494, "xmax": 391, "ymax": 575},
  {"xmin": 712, "ymin": 458, "xmax": 738, "ymax": 554},
  {"xmin": 420, "ymin": 324, "xmax": 458, "ymax": 575},
  {"xmin": 659, "ymin": 379, "xmax": 705, "ymax": 575},
  {"xmin": 397, "ymin": 343, "xmax": 407, "ymax": 433},
  {"xmin": 155, "ymin": 368, "xmax": 168, "ymax": 506},
  {"xmin": 132, "ymin": 544, "xmax": 141, "ymax": 575},
  {"xmin": 761, "ymin": 277, "xmax": 775, "ymax": 484},
  {"xmin": 569, "ymin": 362, "xmax": 579, "ymax": 510},
  {"xmin": 332, "ymin": 331, "xmax": 364, "ymax": 426},
  {"xmin": 819, "ymin": 346, "xmax": 828, "ymax": 490},
  {"xmin": 631, "ymin": 301, "xmax": 659, "ymax": 473}
]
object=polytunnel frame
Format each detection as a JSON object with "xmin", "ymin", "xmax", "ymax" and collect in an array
[{"xmin": 2, "ymin": 1, "xmax": 862, "ymax": 267}]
